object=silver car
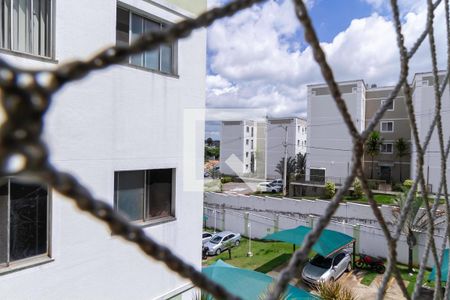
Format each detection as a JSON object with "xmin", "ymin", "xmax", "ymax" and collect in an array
[
  {"xmin": 202, "ymin": 232, "xmax": 213, "ymax": 245},
  {"xmin": 204, "ymin": 231, "xmax": 241, "ymax": 256},
  {"xmin": 301, "ymin": 250, "xmax": 352, "ymax": 285}
]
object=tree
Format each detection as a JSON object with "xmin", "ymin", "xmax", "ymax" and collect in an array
[
  {"xmin": 296, "ymin": 153, "xmax": 307, "ymax": 180},
  {"xmin": 275, "ymin": 156, "xmax": 296, "ymax": 191},
  {"xmin": 395, "ymin": 138, "xmax": 409, "ymax": 183},
  {"xmin": 365, "ymin": 131, "xmax": 383, "ymax": 179},
  {"xmin": 206, "ymin": 137, "xmax": 213, "ymax": 146},
  {"xmin": 392, "ymin": 191, "xmax": 445, "ymax": 272}
]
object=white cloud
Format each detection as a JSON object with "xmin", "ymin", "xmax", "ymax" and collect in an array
[{"xmin": 207, "ymin": 0, "xmax": 447, "ymax": 119}]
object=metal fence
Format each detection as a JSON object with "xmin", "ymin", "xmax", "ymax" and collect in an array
[{"xmin": 0, "ymin": 0, "xmax": 449, "ymax": 299}]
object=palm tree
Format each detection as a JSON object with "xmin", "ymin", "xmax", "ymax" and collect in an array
[
  {"xmin": 275, "ymin": 156, "xmax": 296, "ymax": 191},
  {"xmin": 365, "ymin": 131, "xmax": 383, "ymax": 179},
  {"xmin": 206, "ymin": 137, "xmax": 213, "ymax": 146},
  {"xmin": 296, "ymin": 153, "xmax": 307, "ymax": 180},
  {"xmin": 392, "ymin": 191, "xmax": 445, "ymax": 272},
  {"xmin": 395, "ymin": 138, "xmax": 409, "ymax": 183}
]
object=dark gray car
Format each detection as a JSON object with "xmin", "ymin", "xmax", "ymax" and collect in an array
[{"xmin": 204, "ymin": 231, "xmax": 241, "ymax": 255}]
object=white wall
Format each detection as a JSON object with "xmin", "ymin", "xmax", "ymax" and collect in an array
[
  {"xmin": 204, "ymin": 194, "xmax": 444, "ymax": 267},
  {"xmin": 307, "ymin": 81, "xmax": 366, "ymax": 183},
  {"xmin": 0, "ymin": 1, "xmax": 205, "ymax": 299}
]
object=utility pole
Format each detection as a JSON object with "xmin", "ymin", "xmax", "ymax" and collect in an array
[{"xmin": 282, "ymin": 125, "xmax": 288, "ymax": 196}]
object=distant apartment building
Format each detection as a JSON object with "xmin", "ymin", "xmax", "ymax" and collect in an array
[
  {"xmin": 266, "ymin": 117, "xmax": 307, "ymax": 179},
  {"xmin": 0, "ymin": 0, "xmax": 206, "ymax": 299},
  {"xmin": 307, "ymin": 80, "xmax": 412, "ymax": 185},
  {"xmin": 307, "ymin": 81, "xmax": 366, "ymax": 184},
  {"xmin": 412, "ymin": 71, "xmax": 450, "ymax": 193},
  {"xmin": 219, "ymin": 117, "xmax": 306, "ymax": 179},
  {"xmin": 364, "ymin": 86, "xmax": 411, "ymax": 183},
  {"xmin": 220, "ymin": 120, "xmax": 257, "ymax": 176}
]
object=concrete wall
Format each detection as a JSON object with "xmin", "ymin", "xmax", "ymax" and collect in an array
[
  {"xmin": 307, "ymin": 81, "xmax": 366, "ymax": 182},
  {"xmin": 204, "ymin": 194, "xmax": 444, "ymax": 267},
  {"xmin": 0, "ymin": 1, "xmax": 205, "ymax": 299}
]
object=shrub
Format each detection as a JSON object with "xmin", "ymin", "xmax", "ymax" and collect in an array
[
  {"xmin": 316, "ymin": 281, "xmax": 357, "ymax": 300},
  {"xmin": 392, "ymin": 183, "xmax": 404, "ymax": 192},
  {"xmin": 324, "ymin": 181, "xmax": 336, "ymax": 199},
  {"xmin": 352, "ymin": 178, "xmax": 363, "ymax": 199},
  {"xmin": 403, "ymin": 179, "xmax": 413, "ymax": 190},
  {"xmin": 221, "ymin": 176, "xmax": 232, "ymax": 184}
]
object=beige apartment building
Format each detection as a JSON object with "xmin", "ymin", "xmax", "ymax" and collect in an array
[{"xmin": 364, "ymin": 86, "xmax": 411, "ymax": 184}]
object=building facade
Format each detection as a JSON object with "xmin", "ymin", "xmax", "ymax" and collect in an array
[
  {"xmin": 219, "ymin": 118, "xmax": 306, "ymax": 180},
  {"xmin": 364, "ymin": 86, "xmax": 411, "ymax": 184},
  {"xmin": 0, "ymin": 0, "xmax": 206, "ymax": 299},
  {"xmin": 306, "ymin": 81, "xmax": 366, "ymax": 184},
  {"xmin": 266, "ymin": 117, "xmax": 307, "ymax": 179},
  {"xmin": 412, "ymin": 71, "xmax": 450, "ymax": 193},
  {"xmin": 219, "ymin": 120, "xmax": 257, "ymax": 177}
]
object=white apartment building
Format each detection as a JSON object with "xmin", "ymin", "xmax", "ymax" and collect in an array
[
  {"xmin": 220, "ymin": 120, "xmax": 257, "ymax": 176},
  {"xmin": 0, "ymin": 1, "xmax": 206, "ymax": 299},
  {"xmin": 219, "ymin": 118, "xmax": 306, "ymax": 179},
  {"xmin": 412, "ymin": 71, "xmax": 450, "ymax": 193},
  {"xmin": 307, "ymin": 81, "xmax": 366, "ymax": 183},
  {"xmin": 266, "ymin": 117, "xmax": 307, "ymax": 179}
]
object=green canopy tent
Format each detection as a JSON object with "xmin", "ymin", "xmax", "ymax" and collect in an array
[
  {"xmin": 202, "ymin": 260, "xmax": 316, "ymax": 299},
  {"xmin": 429, "ymin": 249, "xmax": 449, "ymax": 282},
  {"xmin": 263, "ymin": 225, "xmax": 355, "ymax": 264}
]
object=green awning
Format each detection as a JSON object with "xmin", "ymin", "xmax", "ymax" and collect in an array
[
  {"xmin": 202, "ymin": 260, "xmax": 315, "ymax": 299},
  {"xmin": 429, "ymin": 249, "xmax": 449, "ymax": 282},
  {"xmin": 263, "ymin": 225, "xmax": 355, "ymax": 257}
]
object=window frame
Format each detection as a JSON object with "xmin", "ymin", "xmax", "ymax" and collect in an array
[
  {"xmin": 380, "ymin": 121, "xmax": 394, "ymax": 132},
  {"xmin": 381, "ymin": 99, "xmax": 394, "ymax": 111},
  {"xmin": 380, "ymin": 143, "xmax": 393, "ymax": 154},
  {"xmin": 117, "ymin": 6, "xmax": 178, "ymax": 76},
  {"xmin": 0, "ymin": 177, "xmax": 52, "ymax": 273},
  {"xmin": 0, "ymin": 0, "xmax": 54, "ymax": 60},
  {"xmin": 114, "ymin": 168, "xmax": 176, "ymax": 226}
]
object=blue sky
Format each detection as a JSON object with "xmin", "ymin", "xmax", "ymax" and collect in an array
[{"xmin": 205, "ymin": 0, "xmax": 447, "ymax": 139}]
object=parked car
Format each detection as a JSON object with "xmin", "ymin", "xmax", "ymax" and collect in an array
[
  {"xmin": 270, "ymin": 179, "xmax": 283, "ymax": 188},
  {"xmin": 301, "ymin": 250, "xmax": 352, "ymax": 285},
  {"xmin": 204, "ymin": 231, "xmax": 241, "ymax": 256},
  {"xmin": 202, "ymin": 232, "xmax": 213, "ymax": 245},
  {"xmin": 257, "ymin": 182, "xmax": 282, "ymax": 193},
  {"xmin": 204, "ymin": 172, "xmax": 210, "ymax": 178}
]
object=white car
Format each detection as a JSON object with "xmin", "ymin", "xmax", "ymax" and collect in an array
[
  {"xmin": 301, "ymin": 250, "xmax": 352, "ymax": 285},
  {"xmin": 270, "ymin": 179, "xmax": 283, "ymax": 188},
  {"xmin": 257, "ymin": 182, "xmax": 281, "ymax": 193}
]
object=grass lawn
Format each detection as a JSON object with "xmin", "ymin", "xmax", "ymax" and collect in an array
[
  {"xmin": 204, "ymin": 237, "xmax": 296, "ymax": 273},
  {"xmin": 361, "ymin": 263, "xmax": 434, "ymax": 295},
  {"xmin": 344, "ymin": 194, "xmax": 397, "ymax": 205}
]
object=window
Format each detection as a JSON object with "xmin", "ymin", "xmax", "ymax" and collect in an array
[
  {"xmin": 246, "ymin": 139, "xmax": 249, "ymax": 145},
  {"xmin": 245, "ymin": 164, "xmax": 249, "ymax": 170},
  {"xmin": 0, "ymin": 0, "xmax": 52, "ymax": 57},
  {"xmin": 116, "ymin": 7, "xmax": 176, "ymax": 74},
  {"xmin": 297, "ymin": 140, "xmax": 300, "ymax": 146},
  {"xmin": 251, "ymin": 140, "xmax": 254, "ymax": 149},
  {"xmin": 245, "ymin": 152, "xmax": 249, "ymax": 158},
  {"xmin": 380, "ymin": 143, "xmax": 393, "ymax": 153},
  {"xmin": 0, "ymin": 178, "xmax": 49, "ymax": 267},
  {"xmin": 246, "ymin": 126, "xmax": 249, "ymax": 133},
  {"xmin": 114, "ymin": 169, "xmax": 175, "ymax": 223},
  {"xmin": 381, "ymin": 99, "xmax": 394, "ymax": 111},
  {"xmin": 381, "ymin": 121, "xmax": 394, "ymax": 132},
  {"xmin": 251, "ymin": 127, "xmax": 254, "ymax": 137},
  {"xmin": 297, "ymin": 126, "xmax": 300, "ymax": 133}
]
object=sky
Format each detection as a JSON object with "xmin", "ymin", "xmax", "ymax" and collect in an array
[{"xmin": 205, "ymin": 0, "xmax": 448, "ymax": 140}]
